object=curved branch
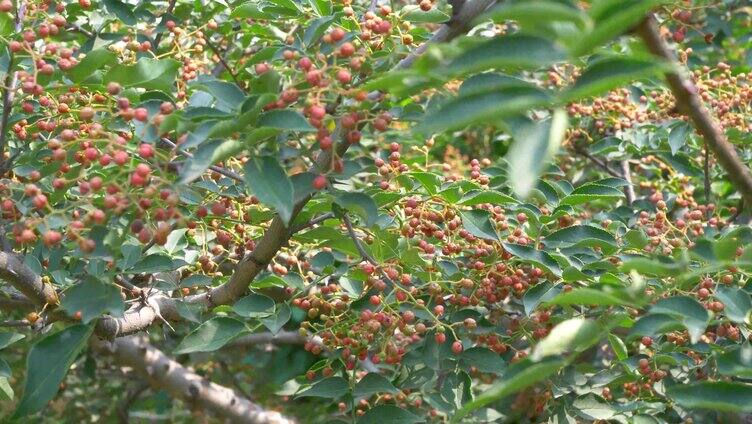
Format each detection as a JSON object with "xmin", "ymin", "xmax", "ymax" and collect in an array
[
  {"xmin": 636, "ymin": 16, "xmax": 752, "ymax": 207},
  {"xmin": 0, "ymin": 251, "xmax": 58, "ymax": 306},
  {"xmin": 229, "ymin": 331, "xmax": 321, "ymax": 349},
  {"xmin": 100, "ymin": 336, "xmax": 295, "ymax": 424},
  {"xmin": 95, "ymin": 0, "xmax": 500, "ymax": 339}
]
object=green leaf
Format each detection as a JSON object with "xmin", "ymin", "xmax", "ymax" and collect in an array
[
  {"xmin": 231, "ymin": 1, "xmax": 271, "ymax": 18},
  {"xmin": 608, "ymin": 333, "xmax": 628, "ymax": 361},
  {"xmin": 67, "ymin": 49, "xmax": 117, "ymax": 83},
  {"xmin": 561, "ymin": 56, "xmax": 666, "ymax": 102},
  {"xmin": 460, "ymin": 347, "xmax": 506, "ymax": 375},
  {"xmin": 401, "ymin": 5, "xmax": 449, "ymax": 23},
  {"xmin": 451, "ymin": 358, "xmax": 565, "ymax": 423},
  {"xmin": 0, "ymin": 376, "xmax": 12, "ymax": 401},
  {"xmin": 335, "ymin": 193, "xmax": 379, "ymax": 227},
  {"xmin": 560, "ymin": 183, "xmax": 624, "ymax": 206},
  {"xmin": 244, "ymin": 156, "xmax": 295, "ymax": 225},
  {"xmin": 60, "ymin": 279, "xmax": 125, "ymax": 323},
  {"xmin": 102, "ymin": 0, "xmax": 137, "ymax": 24},
  {"xmin": 174, "ymin": 317, "xmax": 247, "ymax": 354},
  {"xmin": 668, "ymin": 382, "xmax": 752, "ymax": 413},
  {"xmin": 179, "ymin": 139, "xmax": 243, "ymax": 184},
  {"xmin": 257, "ymin": 109, "xmax": 316, "ymax": 132},
  {"xmin": 668, "ymin": 121, "xmax": 692, "ymax": 156},
  {"xmin": 128, "ymin": 254, "xmax": 176, "ymax": 273},
  {"xmin": 629, "ymin": 313, "xmax": 684, "ymax": 339},
  {"xmin": 233, "ymin": 294, "xmax": 275, "ymax": 318},
  {"xmin": 459, "ymin": 209, "xmax": 499, "ymax": 241},
  {"xmin": 406, "ymin": 172, "xmax": 441, "ymax": 195},
  {"xmin": 523, "ymin": 282, "xmax": 562, "ymax": 315},
  {"xmin": 180, "ymin": 274, "xmax": 212, "ymax": 288},
  {"xmin": 483, "ymin": 1, "xmax": 592, "ymax": 31},
  {"xmin": 571, "ymin": 0, "xmax": 671, "ymax": 56},
  {"xmin": 531, "ymin": 318, "xmax": 601, "ymax": 360},
  {"xmin": 508, "ymin": 109, "xmax": 568, "ymax": 198},
  {"xmin": 458, "ymin": 190, "xmax": 518, "ymax": 206},
  {"xmin": 717, "ymin": 343, "xmax": 752, "ymax": 378},
  {"xmin": 260, "ymin": 304, "xmax": 291, "ymax": 334},
  {"xmin": 650, "ymin": 296, "xmax": 709, "ymax": 343},
  {"xmin": 0, "ymin": 332, "xmax": 24, "ymax": 350},
  {"xmin": 354, "ymin": 373, "xmax": 398, "ymax": 398},
  {"xmin": 573, "ymin": 394, "xmax": 615, "ymax": 420},
  {"xmin": 549, "ymin": 287, "xmax": 636, "ymax": 307},
  {"xmin": 502, "ymin": 243, "xmax": 562, "ymax": 276},
  {"xmin": 447, "ymin": 35, "xmax": 567, "ymax": 75},
  {"xmin": 417, "ymin": 86, "xmax": 551, "ymax": 134},
  {"xmin": 620, "ymin": 256, "xmax": 685, "ymax": 277},
  {"xmin": 297, "ymin": 377, "xmax": 349, "ymax": 398},
  {"xmin": 358, "ymin": 405, "xmax": 422, "ymax": 424},
  {"xmin": 0, "ymin": 13, "xmax": 13, "ymax": 36},
  {"xmin": 624, "ymin": 229, "xmax": 649, "ymax": 249},
  {"xmin": 715, "ymin": 286, "xmax": 751, "ymax": 324},
  {"xmin": 14, "ymin": 324, "xmax": 94, "ymax": 417},
  {"xmin": 545, "ymin": 225, "xmax": 616, "ymax": 251},
  {"xmin": 104, "ymin": 57, "xmax": 180, "ymax": 93}
]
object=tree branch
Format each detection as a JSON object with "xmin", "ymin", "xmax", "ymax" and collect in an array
[
  {"xmin": 99, "ymin": 336, "xmax": 294, "ymax": 424},
  {"xmin": 0, "ymin": 251, "xmax": 58, "ymax": 306},
  {"xmin": 152, "ymin": 0, "xmax": 177, "ymax": 52},
  {"xmin": 94, "ymin": 0, "xmax": 501, "ymax": 339},
  {"xmin": 229, "ymin": 331, "xmax": 321, "ymax": 349},
  {"xmin": 0, "ymin": 1, "xmax": 24, "ymax": 174},
  {"xmin": 636, "ymin": 16, "xmax": 752, "ymax": 208},
  {"xmin": 620, "ymin": 160, "xmax": 636, "ymax": 205}
]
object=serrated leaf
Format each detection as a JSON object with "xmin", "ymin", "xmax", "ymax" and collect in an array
[
  {"xmin": 175, "ymin": 317, "xmax": 247, "ymax": 354},
  {"xmin": 297, "ymin": 376, "xmax": 348, "ymax": 398},
  {"xmin": 257, "ymin": 109, "xmax": 316, "ymax": 132},
  {"xmin": 417, "ymin": 86, "xmax": 551, "ymax": 134},
  {"xmin": 13, "ymin": 324, "xmax": 94, "ymax": 417},
  {"xmin": 452, "ymin": 358, "xmax": 565, "ymax": 423},
  {"xmin": 60, "ymin": 279, "xmax": 125, "ymax": 323},
  {"xmin": 560, "ymin": 183, "xmax": 624, "ymax": 205},
  {"xmin": 244, "ymin": 156, "xmax": 295, "ymax": 225},
  {"xmin": 668, "ymin": 121, "xmax": 692, "ymax": 156},
  {"xmin": 447, "ymin": 35, "xmax": 567, "ymax": 75},
  {"xmin": 127, "ymin": 254, "xmax": 176, "ymax": 273},
  {"xmin": 460, "ymin": 347, "xmax": 506, "ymax": 375},
  {"xmin": 104, "ymin": 57, "xmax": 180, "ymax": 93},
  {"xmin": 523, "ymin": 282, "xmax": 562, "ymax": 315},
  {"xmin": 668, "ymin": 382, "xmax": 752, "ymax": 413},
  {"xmin": 650, "ymin": 296, "xmax": 709, "ymax": 343},
  {"xmin": 358, "ymin": 405, "xmax": 422, "ymax": 423},
  {"xmin": 508, "ymin": 109, "xmax": 568, "ymax": 198},
  {"xmin": 532, "ymin": 318, "xmax": 601, "ymax": 360},
  {"xmin": 0, "ymin": 332, "xmax": 24, "ymax": 350},
  {"xmin": 260, "ymin": 304, "xmax": 291, "ymax": 334},
  {"xmin": 502, "ymin": 243, "xmax": 562, "ymax": 276},
  {"xmin": 715, "ymin": 286, "xmax": 751, "ymax": 324},
  {"xmin": 562, "ymin": 56, "xmax": 667, "ymax": 102},
  {"xmin": 233, "ymin": 294, "xmax": 275, "ymax": 318},
  {"xmin": 483, "ymin": 2, "xmax": 591, "ymax": 31},
  {"xmin": 335, "ymin": 193, "xmax": 379, "ymax": 227},
  {"xmin": 67, "ymin": 49, "xmax": 117, "ymax": 83},
  {"xmin": 459, "ymin": 209, "xmax": 499, "ymax": 241},
  {"xmin": 354, "ymin": 373, "xmax": 398, "ymax": 398}
]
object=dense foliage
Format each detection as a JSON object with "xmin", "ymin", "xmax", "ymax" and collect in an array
[{"xmin": 2, "ymin": 0, "xmax": 752, "ymax": 422}]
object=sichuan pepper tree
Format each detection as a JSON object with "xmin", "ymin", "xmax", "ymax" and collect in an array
[{"xmin": 2, "ymin": 0, "xmax": 752, "ymax": 422}]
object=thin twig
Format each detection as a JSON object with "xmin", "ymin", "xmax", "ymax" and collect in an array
[
  {"xmin": 342, "ymin": 214, "xmax": 377, "ymax": 265},
  {"xmin": 620, "ymin": 160, "xmax": 636, "ymax": 205},
  {"xmin": 704, "ymin": 142, "xmax": 712, "ymax": 202},
  {"xmin": 637, "ymin": 16, "xmax": 752, "ymax": 210},
  {"xmin": 67, "ymin": 23, "xmax": 95, "ymax": 38},
  {"xmin": 152, "ymin": 0, "xmax": 177, "ymax": 52},
  {"xmin": 117, "ymin": 381, "xmax": 149, "ymax": 424},
  {"xmin": 0, "ymin": 2, "xmax": 24, "ymax": 173},
  {"xmin": 205, "ymin": 38, "xmax": 243, "ymax": 89},
  {"xmin": 0, "ymin": 319, "xmax": 30, "ymax": 328},
  {"xmin": 573, "ymin": 147, "xmax": 622, "ymax": 178},
  {"xmin": 291, "ymin": 212, "xmax": 335, "ymax": 233},
  {"xmin": 160, "ymin": 138, "xmax": 244, "ymax": 182}
]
